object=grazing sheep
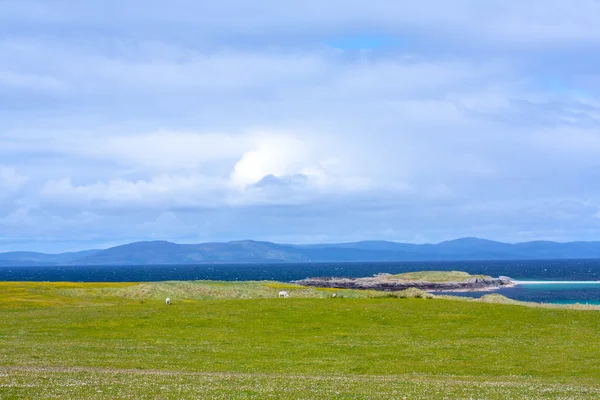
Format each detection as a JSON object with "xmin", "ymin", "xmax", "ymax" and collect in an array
[
  {"xmin": 166, "ymin": 297, "xmax": 171, "ymax": 305},
  {"xmin": 332, "ymin": 293, "xmax": 337, "ymax": 298},
  {"xmin": 278, "ymin": 291, "xmax": 289, "ymax": 298}
]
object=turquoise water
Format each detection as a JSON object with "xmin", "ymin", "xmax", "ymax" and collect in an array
[
  {"xmin": 440, "ymin": 282, "xmax": 600, "ymax": 304},
  {"xmin": 518, "ymin": 283, "xmax": 600, "ymax": 305}
]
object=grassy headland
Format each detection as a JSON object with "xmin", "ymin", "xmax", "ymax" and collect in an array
[
  {"xmin": 390, "ymin": 270, "xmax": 491, "ymax": 282},
  {"xmin": 1, "ymin": 280, "xmax": 600, "ymax": 399}
]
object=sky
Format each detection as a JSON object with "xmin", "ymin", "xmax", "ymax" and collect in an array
[{"xmin": 1, "ymin": 0, "xmax": 600, "ymax": 252}]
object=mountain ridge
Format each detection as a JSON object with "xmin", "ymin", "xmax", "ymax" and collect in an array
[{"xmin": 3, "ymin": 237, "xmax": 600, "ymax": 265}]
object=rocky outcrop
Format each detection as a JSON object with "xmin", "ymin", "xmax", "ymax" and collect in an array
[{"xmin": 294, "ymin": 274, "xmax": 514, "ymax": 292}]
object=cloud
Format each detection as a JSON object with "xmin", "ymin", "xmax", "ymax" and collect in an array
[
  {"xmin": 90, "ymin": 131, "xmax": 251, "ymax": 171},
  {"xmin": 0, "ymin": 166, "xmax": 27, "ymax": 189},
  {"xmin": 1, "ymin": 1, "xmax": 600, "ymax": 251},
  {"xmin": 2, "ymin": 0, "xmax": 600, "ymax": 45},
  {"xmin": 231, "ymin": 134, "xmax": 326, "ymax": 187},
  {"xmin": 0, "ymin": 70, "xmax": 66, "ymax": 91},
  {"xmin": 0, "ymin": 166, "xmax": 27, "ymax": 200},
  {"xmin": 40, "ymin": 174, "xmax": 228, "ymax": 211}
]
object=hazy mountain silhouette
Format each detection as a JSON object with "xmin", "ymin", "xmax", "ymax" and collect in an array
[{"xmin": 4, "ymin": 237, "xmax": 600, "ymax": 265}]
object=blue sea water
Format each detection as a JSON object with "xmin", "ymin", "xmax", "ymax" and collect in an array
[
  {"xmin": 2, "ymin": 259, "xmax": 600, "ymax": 304},
  {"xmin": 437, "ymin": 283, "xmax": 600, "ymax": 305}
]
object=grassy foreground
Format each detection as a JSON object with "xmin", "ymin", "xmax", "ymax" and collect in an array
[{"xmin": 1, "ymin": 281, "xmax": 600, "ymax": 399}]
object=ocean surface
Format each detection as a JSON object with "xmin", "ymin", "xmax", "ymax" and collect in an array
[{"xmin": 2, "ymin": 259, "xmax": 600, "ymax": 304}]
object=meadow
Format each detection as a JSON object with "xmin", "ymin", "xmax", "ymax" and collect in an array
[{"xmin": 1, "ymin": 280, "xmax": 600, "ymax": 399}]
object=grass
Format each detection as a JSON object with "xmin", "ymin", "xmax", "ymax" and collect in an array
[
  {"xmin": 390, "ymin": 270, "xmax": 491, "ymax": 282},
  {"xmin": 0, "ymin": 281, "xmax": 138, "ymax": 308},
  {"xmin": 1, "ymin": 280, "xmax": 600, "ymax": 399}
]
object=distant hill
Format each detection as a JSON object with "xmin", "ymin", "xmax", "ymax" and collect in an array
[
  {"xmin": 0, "ymin": 250, "xmax": 102, "ymax": 266},
  {"xmin": 3, "ymin": 237, "xmax": 600, "ymax": 266}
]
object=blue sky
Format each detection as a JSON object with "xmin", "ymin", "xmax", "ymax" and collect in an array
[{"xmin": 1, "ymin": 0, "xmax": 600, "ymax": 252}]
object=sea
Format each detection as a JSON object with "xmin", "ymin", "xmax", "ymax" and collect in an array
[{"xmin": 2, "ymin": 259, "xmax": 600, "ymax": 305}]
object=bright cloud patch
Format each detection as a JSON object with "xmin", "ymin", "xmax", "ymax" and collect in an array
[{"xmin": 231, "ymin": 134, "xmax": 325, "ymax": 187}]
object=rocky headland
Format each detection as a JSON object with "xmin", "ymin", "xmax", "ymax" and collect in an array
[{"xmin": 295, "ymin": 271, "xmax": 515, "ymax": 292}]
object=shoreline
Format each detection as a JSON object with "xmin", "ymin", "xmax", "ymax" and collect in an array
[{"xmin": 426, "ymin": 282, "xmax": 517, "ymax": 293}]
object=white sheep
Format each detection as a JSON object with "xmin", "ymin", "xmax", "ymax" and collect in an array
[
  {"xmin": 166, "ymin": 297, "xmax": 171, "ymax": 305},
  {"xmin": 332, "ymin": 293, "xmax": 337, "ymax": 298},
  {"xmin": 278, "ymin": 291, "xmax": 289, "ymax": 298}
]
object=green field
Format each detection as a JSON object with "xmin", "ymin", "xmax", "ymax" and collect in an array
[{"xmin": 1, "ymin": 280, "xmax": 600, "ymax": 399}]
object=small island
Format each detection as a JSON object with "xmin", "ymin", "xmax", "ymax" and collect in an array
[{"xmin": 295, "ymin": 270, "xmax": 515, "ymax": 292}]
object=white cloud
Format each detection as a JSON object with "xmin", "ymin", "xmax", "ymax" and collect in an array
[
  {"xmin": 0, "ymin": 166, "xmax": 27, "ymax": 199},
  {"xmin": 1, "ymin": 1, "xmax": 600, "ymax": 250},
  {"xmin": 0, "ymin": 207, "xmax": 35, "ymax": 228},
  {"xmin": 231, "ymin": 134, "xmax": 317, "ymax": 187},
  {"xmin": 41, "ymin": 174, "xmax": 229, "ymax": 210},
  {"xmin": 100, "ymin": 132, "xmax": 251, "ymax": 171},
  {"xmin": 530, "ymin": 128, "xmax": 600, "ymax": 156}
]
